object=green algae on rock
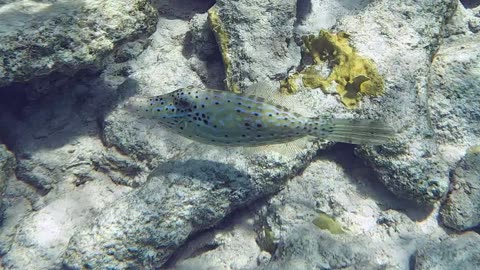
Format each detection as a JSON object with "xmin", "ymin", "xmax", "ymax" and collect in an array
[
  {"xmin": 281, "ymin": 30, "xmax": 384, "ymax": 109},
  {"xmin": 312, "ymin": 213, "xmax": 345, "ymax": 234}
]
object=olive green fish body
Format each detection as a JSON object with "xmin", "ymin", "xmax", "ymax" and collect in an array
[{"xmin": 126, "ymin": 87, "xmax": 394, "ymax": 146}]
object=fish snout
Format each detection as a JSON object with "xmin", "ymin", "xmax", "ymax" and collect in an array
[{"xmin": 122, "ymin": 97, "xmax": 146, "ymax": 114}]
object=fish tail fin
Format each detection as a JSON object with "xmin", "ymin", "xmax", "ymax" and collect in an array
[{"xmin": 314, "ymin": 118, "xmax": 396, "ymax": 145}]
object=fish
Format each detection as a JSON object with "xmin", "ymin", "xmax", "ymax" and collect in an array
[{"xmin": 124, "ymin": 83, "xmax": 395, "ymax": 146}]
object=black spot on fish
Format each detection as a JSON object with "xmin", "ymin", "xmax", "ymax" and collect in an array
[
  {"xmin": 236, "ymin": 109, "xmax": 242, "ymax": 113},
  {"xmin": 157, "ymin": 109, "xmax": 160, "ymax": 112},
  {"xmin": 201, "ymin": 104, "xmax": 205, "ymax": 108},
  {"xmin": 215, "ymin": 102, "xmax": 219, "ymax": 105},
  {"xmin": 205, "ymin": 97, "xmax": 208, "ymax": 100},
  {"xmin": 268, "ymin": 114, "xmax": 272, "ymax": 117},
  {"xmin": 203, "ymin": 120, "xmax": 208, "ymax": 125},
  {"xmin": 171, "ymin": 109, "xmax": 175, "ymax": 112},
  {"xmin": 245, "ymin": 123, "xmax": 250, "ymax": 126},
  {"xmin": 202, "ymin": 114, "xmax": 206, "ymax": 118},
  {"xmin": 227, "ymin": 100, "xmax": 231, "ymax": 102},
  {"xmin": 238, "ymin": 102, "xmax": 242, "ymax": 105},
  {"xmin": 242, "ymin": 134, "xmax": 246, "ymax": 137},
  {"xmin": 257, "ymin": 124, "xmax": 262, "ymax": 128}
]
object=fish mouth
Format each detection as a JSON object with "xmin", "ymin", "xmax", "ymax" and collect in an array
[{"xmin": 122, "ymin": 97, "xmax": 146, "ymax": 113}]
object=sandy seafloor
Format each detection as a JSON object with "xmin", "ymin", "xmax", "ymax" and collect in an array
[{"xmin": 0, "ymin": 0, "xmax": 480, "ymax": 269}]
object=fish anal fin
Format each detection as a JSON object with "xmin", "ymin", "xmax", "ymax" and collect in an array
[{"xmin": 242, "ymin": 137, "xmax": 315, "ymax": 159}]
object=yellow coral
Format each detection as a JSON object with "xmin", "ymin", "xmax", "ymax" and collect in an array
[
  {"xmin": 208, "ymin": 6, "xmax": 240, "ymax": 93},
  {"xmin": 279, "ymin": 72, "xmax": 300, "ymax": 94},
  {"xmin": 296, "ymin": 30, "xmax": 384, "ymax": 108}
]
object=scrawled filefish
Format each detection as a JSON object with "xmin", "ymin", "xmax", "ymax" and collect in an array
[{"xmin": 124, "ymin": 84, "xmax": 395, "ymax": 146}]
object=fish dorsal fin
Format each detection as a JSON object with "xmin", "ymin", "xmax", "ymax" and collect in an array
[{"xmin": 242, "ymin": 81, "xmax": 304, "ymax": 114}]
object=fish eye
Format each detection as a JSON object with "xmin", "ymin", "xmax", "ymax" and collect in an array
[{"xmin": 177, "ymin": 99, "xmax": 192, "ymax": 109}]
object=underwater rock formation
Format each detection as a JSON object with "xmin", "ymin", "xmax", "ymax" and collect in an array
[
  {"xmin": 414, "ymin": 232, "xmax": 480, "ymax": 270},
  {"xmin": 0, "ymin": 144, "xmax": 15, "ymax": 218},
  {"xmin": 0, "ymin": 0, "xmax": 158, "ymax": 89},
  {"xmin": 1, "ymin": 0, "xmax": 480, "ymax": 269},
  {"xmin": 206, "ymin": 0, "xmax": 301, "ymax": 91},
  {"xmin": 429, "ymin": 27, "xmax": 480, "ymax": 151},
  {"xmin": 440, "ymin": 146, "xmax": 480, "ymax": 231},
  {"xmin": 340, "ymin": 0, "xmax": 458, "ymax": 205},
  {"xmin": 256, "ymin": 157, "xmax": 443, "ymax": 269},
  {"xmin": 62, "ymin": 156, "xmax": 315, "ymax": 268}
]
